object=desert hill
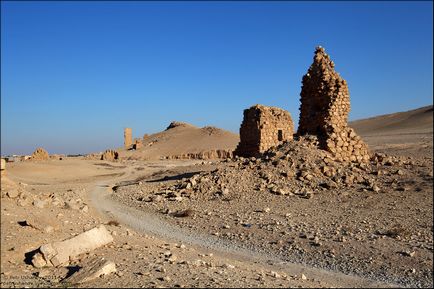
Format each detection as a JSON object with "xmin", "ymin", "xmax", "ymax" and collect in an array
[
  {"xmin": 350, "ymin": 105, "xmax": 433, "ymax": 136},
  {"xmin": 350, "ymin": 105, "xmax": 433, "ymax": 157},
  {"xmin": 118, "ymin": 121, "xmax": 239, "ymax": 160}
]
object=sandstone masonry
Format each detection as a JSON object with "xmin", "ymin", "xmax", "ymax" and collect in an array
[
  {"xmin": 124, "ymin": 128, "xmax": 132, "ymax": 149},
  {"xmin": 234, "ymin": 104, "xmax": 294, "ymax": 158},
  {"xmin": 297, "ymin": 46, "xmax": 370, "ymax": 162},
  {"xmin": 133, "ymin": 139, "xmax": 142, "ymax": 150},
  {"xmin": 101, "ymin": 150, "xmax": 119, "ymax": 161},
  {"xmin": 31, "ymin": 148, "xmax": 49, "ymax": 160}
]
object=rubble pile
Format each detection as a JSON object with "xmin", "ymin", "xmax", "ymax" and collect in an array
[{"xmin": 139, "ymin": 137, "xmax": 417, "ymax": 203}]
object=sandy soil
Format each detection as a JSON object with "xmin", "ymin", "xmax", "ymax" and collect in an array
[
  {"xmin": 351, "ymin": 105, "xmax": 433, "ymax": 158},
  {"xmin": 1, "ymin": 106, "xmax": 432, "ymax": 288}
]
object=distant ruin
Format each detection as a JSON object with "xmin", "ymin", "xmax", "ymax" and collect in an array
[
  {"xmin": 101, "ymin": 150, "xmax": 119, "ymax": 161},
  {"xmin": 1, "ymin": 158, "xmax": 5, "ymax": 176},
  {"xmin": 31, "ymin": 148, "xmax": 49, "ymax": 160},
  {"xmin": 234, "ymin": 104, "xmax": 294, "ymax": 158},
  {"xmin": 165, "ymin": 149, "xmax": 233, "ymax": 160},
  {"xmin": 133, "ymin": 139, "xmax": 142, "ymax": 150},
  {"xmin": 124, "ymin": 128, "xmax": 132, "ymax": 149},
  {"xmin": 297, "ymin": 46, "xmax": 370, "ymax": 162}
]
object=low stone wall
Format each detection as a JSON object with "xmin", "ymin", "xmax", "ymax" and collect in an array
[{"xmin": 165, "ymin": 149, "xmax": 233, "ymax": 160}]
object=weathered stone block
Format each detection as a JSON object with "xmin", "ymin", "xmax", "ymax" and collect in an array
[
  {"xmin": 34, "ymin": 225, "xmax": 113, "ymax": 267},
  {"xmin": 64, "ymin": 257, "xmax": 116, "ymax": 284}
]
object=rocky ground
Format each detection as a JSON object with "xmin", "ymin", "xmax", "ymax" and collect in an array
[
  {"xmin": 112, "ymin": 137, "xmax": 433, "ymax": 288},
  {"xmin": 1, "ymin": 128, "xmax": 433, "ymax": 288},
  {"xmin": 2, "ymin": 159, "xmax": 371, "ymax": 288}
]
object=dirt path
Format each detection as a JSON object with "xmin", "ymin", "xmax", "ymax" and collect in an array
[{"xmin": 89, "ymin": 165, "xmax": 397, "ymax": 288}]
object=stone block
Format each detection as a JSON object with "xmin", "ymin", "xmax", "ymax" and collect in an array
[
  {"xmin": 64, "ymin": 257, "xmax": 116, "ymax": 284},
  {"xmin": 33, "ymin": 225, "xmax": 113, "ymax": 267}
]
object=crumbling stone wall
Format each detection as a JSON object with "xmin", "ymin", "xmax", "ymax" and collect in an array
[
  {"xmin": 101, "ymin": 150, "xmax": 119, "ymax": 161},
  {"xmin": 124, "ymin": 128, "xmax": 132, "ymax": 149},
  {"xmin": 165, "ymin": 149, "xmax": 233, "ymax": 160},
  {"xmin": 297, "ymin": 46, "xmax": 370, "ymax": 163},
  {"xmin": 1, "ymin": 158, "xmax": 5, "ymax": 176},
  {"xmin": 31, "ymin": 148, "xmax": 49, "ymax": 160},
  {"xmin": 234, "ymin": 104, "xmax": 294, "ymax": 158},
  {"xmin": 133, "ymin": 139, "xmax": 142, "ymax": 150}
]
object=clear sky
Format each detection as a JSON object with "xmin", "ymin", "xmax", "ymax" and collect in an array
[{"xmin": 1, "ymin": 1, "xmax": 433, "ymax": 156}]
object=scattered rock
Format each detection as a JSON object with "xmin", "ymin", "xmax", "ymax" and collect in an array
[
  {"xmin": 33, "ymin": 198, "xmax": 48, "ymax": 209},
  {"xmin": 64, "ymin": 257, "xmax": 116, "ymax": 284},
  {"xmin": 6, "ymin": 190, "xmax": 19, "ymax": 199}
]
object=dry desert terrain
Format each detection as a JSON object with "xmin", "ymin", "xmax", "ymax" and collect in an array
[{"xmin": 1, "ymin": 105, "xmax": 432, "ymax": 288}]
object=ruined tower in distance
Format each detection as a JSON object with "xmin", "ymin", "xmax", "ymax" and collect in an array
[
  {"xmin": 297, "ymin": 46, "xmax": 370, "ymax": 162},
  {"xmin": 124, "ymin": 128, "xmax": 132, "ymax": 149}
]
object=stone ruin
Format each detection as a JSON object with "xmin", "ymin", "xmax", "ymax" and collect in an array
[
  {"xmin": 31, "ymin": 148, "xmax": 49, "ymax": 160},
  {"xmin": 133, "ymin": 139, "xmax": 142, "ymax": 150},
  {"xmin": 165, "ymin": 149, "xmax": 233, "ymax": 160},
  {"xmin": 124, "ymin": 128, "xmax": 132, "ymax": 149},
  {"xmin": 1, "ymin": 158, "xmax": 5, "ymax": 176},
  {"xmin": 101, "ymin": 150, "xmax": 119, "ymax": 161},
  {"xmin": 234, "ymin": 104, "xmax": 294, "ymax": 158},
  {"xmin": 297, "ymin": 46, "xmax": 370, "ymax": 162}
]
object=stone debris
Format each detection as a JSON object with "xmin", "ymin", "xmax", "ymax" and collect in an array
[
  {"xmin": 165, "ymin": 149, "xmax": 233, "ymax": 160},
  {"xmin": 64, "ymin": 257, "xmax": 116, "ymax": 284},
  {"xmin": 297, "ymin": 46, "xmax": 370, "ymax": 163},
  {"xmin": 33, "ymin": 198, "xmax": 49, "ymax": 209},
  {"xmin": 31, "ymin": 148, "xmax": 49, "ymax": 160},
  {"xmin": 101, "ymin": 150, "xmax": 119, "ymax": 161},
  {"xmin": 32, "ymin": 225, "xmax": 113, "ymax": 267},
  {"xmin": 148, "ymin": 135, "xmax": 418, "ymax": 206},
  {"xmin": 1, "ymin": 158, "xmax": 5, "ymax": 171},
  {"xmin": 6, "ymin": 190, "xmax": 19, "ymax": 199},
  {"xmin": 24, "ymin": 215, "xmax": 58, "ymax": 233},
  {"xmin": 234, "ymin": 105, "xmax": 294, "ymax": 158},
  {"xmin": 124, "ymin": 127, "xmax": 132, "ymax": 149}
]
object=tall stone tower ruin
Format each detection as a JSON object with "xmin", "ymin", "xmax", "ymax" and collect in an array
[
  {"xmin": 124, "ymin": 128, "xmax": 132, "ymax": 149},
  {"xmin": 297, "ymin": 46, "xmax": 370, "ymax": 162},
  {"xmin": 234, "ymin": 104, "xmax": 294, "ymax": 158}
]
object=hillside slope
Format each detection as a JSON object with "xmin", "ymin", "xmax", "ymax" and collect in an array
[
  {"xmin": 350, "ymin": 105, "xmax": 433, "ymax": 135},
  {"xmin": 350, "ymin": 105, "xmax": 433, "ymax": 157},
  {"xmin": 119, "ymin": 122, "xmax": 239, "ymax": 160}
]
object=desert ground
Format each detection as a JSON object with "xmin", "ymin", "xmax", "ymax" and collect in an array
[{"xmin": 1, "ymin": 105, "xmax": 432, "ymax": 288}]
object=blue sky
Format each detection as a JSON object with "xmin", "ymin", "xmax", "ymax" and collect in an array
[{"xmin": 1, "ymin": 1, "xmax": 433, "ymax": 155}]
